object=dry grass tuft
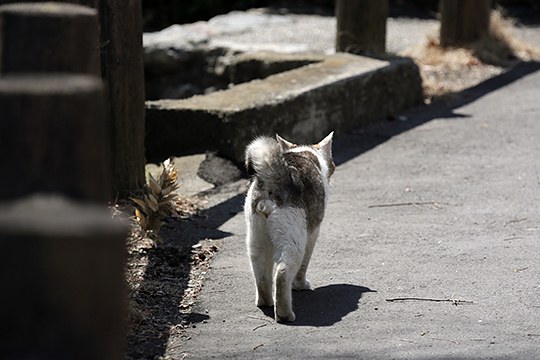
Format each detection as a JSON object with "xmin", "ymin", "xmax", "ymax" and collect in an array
[
  {"xmin": 403, "ymin": 9, "xmax": 540, "ymax": 101},
  {"xmin": 472, "ymin": 9, "xmax": 540, "ymax": 65},
  {"xmin": 131, "ymin": 158, "xmax": 194, "ymax": 240}
]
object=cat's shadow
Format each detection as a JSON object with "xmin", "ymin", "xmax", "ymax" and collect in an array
[{"xmin": 261, "ymin": 283, "xmax": 375, "ymax": 327}]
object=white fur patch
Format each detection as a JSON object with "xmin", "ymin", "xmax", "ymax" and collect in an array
[{"xmin": 267, "ymin": 206, "xmax": 307, "ymax": 263}]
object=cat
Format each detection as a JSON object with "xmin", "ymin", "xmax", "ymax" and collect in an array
[{"xmin": 244, "ymin": 132, "xmax": 334, "ymax": 322}]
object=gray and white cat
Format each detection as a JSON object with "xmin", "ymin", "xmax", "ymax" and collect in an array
[{"xmin": 244, "ymin": 133, "xmax": 334, "ymax": 322}]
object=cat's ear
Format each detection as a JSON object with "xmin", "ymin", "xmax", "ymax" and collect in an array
[
  {"xmin": 316, "ymin": 131, "xmax": 334, "ymax": 159},
  {"xmin": 276, "ymin": 134, "xmax": 296, "ymax": 151}
]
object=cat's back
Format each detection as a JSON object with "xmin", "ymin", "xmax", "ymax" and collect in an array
[
  {"xmin": 282, "ymin": 149, "xmax": 327, "ymax": 229},
  {"xmin": 283, "ymin": 149, "xmax": 324, "ymax": 191}
]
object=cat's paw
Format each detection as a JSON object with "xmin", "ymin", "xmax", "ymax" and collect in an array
[
  {"xmin": 275, "ymin": 310, "xmax": 296, "ymax": 323},
  {"xmin": 292, "ymin": 278, "xmax": 311, "ymax": 291}
]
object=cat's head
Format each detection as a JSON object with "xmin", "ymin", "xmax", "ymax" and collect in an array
[{"xmin": 276, "ymin": 132, "xmax": 335, "ymax": 179}]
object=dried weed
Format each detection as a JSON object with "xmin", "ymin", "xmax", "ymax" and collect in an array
[{"xmin": 403, "ymin": 9, "xmax": 540, "ymax": 102}]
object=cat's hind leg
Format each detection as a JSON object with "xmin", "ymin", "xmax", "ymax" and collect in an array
[
  {"xmin": 247, "ymin": 213, "xmax": 274, "ymax": 307},
  {"xmin": 268, "ymin": 207, "xmax": 307, "ymax": 322},
  {"xmin": 293, "ymin": 225, "xmax": 320, "ymax": 290}
]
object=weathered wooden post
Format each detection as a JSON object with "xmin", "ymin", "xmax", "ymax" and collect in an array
[
  {"xmin": 72, "ymin": 0, "xmax": 147, "ymax": 197},
  {"xmin": 0, "ymin": 0, "xmax": 147, "ymax": 198},
  {"xmin": 335, "ymin": 0, "xmax": 388, "ymax": 54},
  {"xmin": 0, "ymin": 195, "xmax": 127, "ymax": 360},
  {"xmin": 440, "ymin": 0, "xmax": 492, "ymax": 47},
  {"xmin": 0, "ymin": 75, "xmax": 111, "ymax": 203},
  {"xmin": 0, "ymin": 2, "xmax": 100, "ymax": 75},
  {"xmin": 0, "ymin": 4, "xmax": 128, "ymax": 358},
  {"xmin": 0, "ymin": 3, "xmax": 110, "ymax": 202}
]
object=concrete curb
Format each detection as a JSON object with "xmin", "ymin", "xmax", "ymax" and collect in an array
[{"xmin": 146, "ymin": 53, "xmax": 423, "ymax": 162}]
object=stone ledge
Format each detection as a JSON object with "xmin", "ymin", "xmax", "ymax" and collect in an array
[
  {"xmin": 146, "ymin": 53, "xmax": 423, "ymax": 162},
  {"xmin": 229, "ymin": 52, "xmax": 325, "ymax": 84}
]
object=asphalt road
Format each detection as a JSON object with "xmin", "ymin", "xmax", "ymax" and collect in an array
[{"xmin": 165, "ymin": 61, "xmax": 540, "ymax": 359}]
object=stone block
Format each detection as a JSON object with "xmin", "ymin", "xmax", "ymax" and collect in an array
[{"xmin": 146, "ymin": 53, "xmax": 423, "ymax": 163}]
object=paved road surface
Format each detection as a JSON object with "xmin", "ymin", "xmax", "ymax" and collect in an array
[{"xmin": 167, "ymin": 62, "xmax": 540, "ymax": 359}]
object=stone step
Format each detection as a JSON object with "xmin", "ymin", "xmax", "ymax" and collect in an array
[{"xmin": 145, "ymin": 53, "xmax": 423, "ymax": 163}]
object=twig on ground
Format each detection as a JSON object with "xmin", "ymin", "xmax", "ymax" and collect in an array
[
  {"xmin": 504, "ymin": 217, "xmax": 528, "ymax": 227},
  {"xmin": 503, "ymin": 236, "xmax": 523, "ymax": 241},
  {"xmin": 400, "ymin": 338, "xmax": 417, "ymax": 344},
  {"xmin": 385, "ymin": 297, "xmax": 474, "ymax": 305},
  {"xmin": 253, "ymin": 323, "xmax": 268, "ymax": 331},
  {"xmin": 430, "ymin": 337, "xmax": 459, "ymax": 344},
  {"xmin": 368, "ymin": 201, "xmax": 444, "ymax": 209},
  {"xmin": 252, "ymin": 344, "xmax": 264, "ymax": 351},
  {"xmin": 248, "ymin": 315, "xmax": 274, "ymax": 323}
]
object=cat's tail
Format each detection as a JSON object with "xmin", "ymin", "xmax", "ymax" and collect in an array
[{"xmin": 245, "ymin": 136, "xmax": 289, "ymax": 187}]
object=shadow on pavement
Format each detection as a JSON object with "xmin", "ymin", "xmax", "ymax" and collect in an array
[
  {"xmin": 260, "ymin": 284, "xmax": 375, "ymax": 327},
  {"xmin": 333, "ymin": 61, "xmax": 540, "ymax": 166},
  {"xmin": 292, "ymin": 284, "xmax": 376, "ymax": 327}
]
